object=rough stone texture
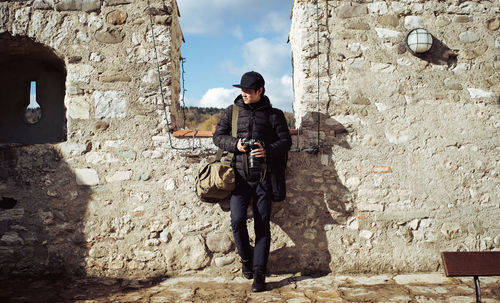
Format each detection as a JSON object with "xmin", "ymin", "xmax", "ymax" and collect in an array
[
  {"xmin": 0, "ymin": 3, "xmax": 8, "ymax": 33},
  {"xmin": 0, "ymin": 0, "xmax": 498, "ymax": 282},
  {"xmin": 0, "ymin": 0, "xmax": 183, "ymax": 279},
  {"xmin": 55, "ymin": 0, "xmax": 102, "ymax": 12},
  {"xmin": 206, "ymin": 233, "xmax": 233, "ymax": 253},
  {"xmin": 337, "ymin": 3, "xmax": 368, "ymax": 19},
  {"xmin": 93, "ymin": 90, "xmax": 127, "ymax": 118},
  {"xmin": 290, "ymin": 0, "xmax": 500, "ymax": 275},
  {"xmin": 2, "ymin": 273, "xmax": 500, "ymax": 302},
  {"xmin": 75, "ymin": 168, "xmax": 100, "ymax": 186}
]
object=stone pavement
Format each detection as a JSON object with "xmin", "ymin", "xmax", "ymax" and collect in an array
[{"xmin": 1, "ymin": 273, "xmax": 499, "ymax": 303}]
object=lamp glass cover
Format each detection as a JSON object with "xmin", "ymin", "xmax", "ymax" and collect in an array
[{"xmin": 406, "ymin": 28, "xmax": 433, "ymax": 53}]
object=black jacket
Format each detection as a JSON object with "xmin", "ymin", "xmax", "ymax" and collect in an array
[{"xmin": 213, "ymin": 95, "xmax": 292, "ymax": 180}]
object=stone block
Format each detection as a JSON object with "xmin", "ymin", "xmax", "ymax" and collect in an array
[
  {"xmin": 435, "ymin": 15, "xmax": 451, "ymax": 27},
  {"xmin": 486, "ymin": 17, "xmax": 500, "ymax": 31},
  {"xmin": 337, "ymin": 3, "xmax": 368, "ymax": 19},
  {"xmin": 90, "ymin": 52, "xmax": 103, "ymax": 62},
  {"xmin": 12, "ymin": 7, "xmax": 31, "ymax": 36},
  {"xmin": 0, "ymin": 232, "xmax": 24, "ymax": 245},
  {"xmin": 394, "ymin": 273, "xmax": 450, "ymax": 285},
  {"xmin": 385, "ymin": 130, "xmax": 414, "ymax": 144},
  {"xmin": 67, "ymin": 64, "xmax": 94, "ymax": 84},
  {"xmin": 99, "ymin": 74, "xmax": 132, "ymax": 83},
  {"xmin": 93, "ymin": 90, "xmax": 127, "ymax": 118},
  {"xmin": 135, "ymin": 250, "xmax": 156, "ymax": 262},
  {"xmin": 59, "ymin": 142, "xmax": 88, "ymax": 156},
  {"xmin": 350, "ymin": 94, "xmax": 370, "ymax": 105},
  {"xmin": 113, "ymin": 150, "xmax": 136, "ymax": 161},
  {"xmin": 345, "ymin": 21, "xmax": 370, "ymax": 30},
  {"xmin": 105, "ymin": 171, "xmax": 132, "ymax": 183},
  {"xmin": 367, "ymin": 2, "xmax": 388, "ymax": 15},
  {"xmin": 467, "ymin": 88, "xmax": 494, "ymax": 99},
  {"xmin": 404, "ymin": 16, "xmax": 424, "ymax": 30},
  {"xmin": 375, "ymin": 211, "xmax": 428, "ymax": 222},
  {"xmin": 374, "ymin": 28, "xmax": 400, "ymax": 38},
  {"xmin": 106, "ymin": 10, "xmax": 127, "ymax": 25},
  {"xmin": 56, "ymin": 0, "xmax": 101, "ymax": 12},
  {"xmin": 454, "ymin": 16, "xmax": 471, "ymax": 23},
  {"xmin": 0, "ymin": 209, "xmax": 24, "ymax": 222},
  {"xmin": 67, "ymin": 85, "xmax": 84, "ymax": 95},
  {"xmin": 0, "ymin": 3, "xmax": 8, "ymax": 33},
  {"xmin": 459, "ymin": 31, "xmax": 480, "ymax": 43},
  {"xmin": 165, "ymin": 236, "xmax": 209, "ymax": 270},
  {"xmin": 214, "ymin": 256, "xmax": 235, "ymax": 267},
  {"xmin": 359, "ymin": 230, "xmax": 373, "ymax": 240},
  {"xmin": 377, "ymin": 15, "xmax": 399, "ymax": 27},
  {"xmin": 33, "ymin": 0, "xmax": 53, "ymax": 10},
  {"xmin": 444, "ymin": 78, "xmax": 463, "ymax": 90},
  {"xmin": 459, "ymin": 44, "xmax": 488, "ymax": 59},
  {"xmin": 65, "ymin": 96, "xmax": 90, "ymax": 119},
  {"xmin": 95, "ymin": 28, "xmax": 125, "ymax": 44},
  {"xmin": 75, "ymin": 168, "xmax": 100, "ymax": 186},
  {"xmin": 206, "ymin": 233, "xmax": 232, "ymax": 253}
]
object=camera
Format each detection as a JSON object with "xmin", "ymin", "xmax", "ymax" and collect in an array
[{"xmin": 241, "ymin": 138, "xmax": 264, "ymax": 169}]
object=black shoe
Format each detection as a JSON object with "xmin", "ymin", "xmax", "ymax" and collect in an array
[
  {"xmin": 241, "ymin": 259, "xmax": 253, "ymax": 279},
  {"xmin": 251, "ymin": 271, "xmax": 266, "ymax": 292}
]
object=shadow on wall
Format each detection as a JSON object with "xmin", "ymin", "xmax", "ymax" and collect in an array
[
  {"xmin": 409, "ymin": 35, "xmax": 458, "ymax": 66},
  {"xmin": 268, "ymin": 151, "xmax": 353, "ymax": 276},
  {"xmin": 269, "ymin": 113, "xmax": 352, "ymax": 275},
  {"xmin": 0, "ymin": 145, "xmax": 166, "ymax": 302}
]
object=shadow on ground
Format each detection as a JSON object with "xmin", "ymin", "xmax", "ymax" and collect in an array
[{"xmin": 0, "ymin": 145, "xmax": 167, "ymax": 302}]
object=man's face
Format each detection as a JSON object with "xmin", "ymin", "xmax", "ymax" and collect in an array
[{"xmin": 241, "ymin": 88, "xmax": 262, "ymax": 104}]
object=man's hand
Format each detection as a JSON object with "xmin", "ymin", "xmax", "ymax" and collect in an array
[
  {"xmin": 251, "ymin": 142, "xmax": 266, "ymax": 158},
  {"xmin": 237, "ymin": 138, "xmax": 248, "ymax": 153}
]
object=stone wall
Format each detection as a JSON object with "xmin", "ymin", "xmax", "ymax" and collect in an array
[
  {"xmin": 0, "ymin": 0, "xmax": 191, "ymax": 278},
  {"xmin": 1, "ymin": 0, "xmax": 499, "ymax": 280},
  {"xmin": 290, "ymin": 0, "xmax": 500, "ymax": 273}
]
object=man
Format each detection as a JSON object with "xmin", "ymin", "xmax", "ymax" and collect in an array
[{"xmin": 213, "ymin": 71, "xmax": 292, "ymax": 292}]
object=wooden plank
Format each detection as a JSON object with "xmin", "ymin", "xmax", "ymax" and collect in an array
[
  {"xmin": 441, "ymin": 252, "xmax": 500, "ymax": 277},
  {"xmin": 172, "ymin": 130, "xmax": 214, "ymax": 138}
]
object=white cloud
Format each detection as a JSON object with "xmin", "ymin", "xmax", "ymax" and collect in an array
[
  {"xmin": 222, "ymin": 37, "xmax": 291, "ymax": 78},
  {"xmin": 178, "ymin": 0, "xmax": 260, "ymax": 35},
  {"xmin": 199, "ymin": 87, "xmax": 240, "ymax": 108},
  {"xmin": 232, "ymin": 26, "xmax": 244, "ymax": 40},
  {"xmin": 177, "ymin": 0, "xmax": 292, "ymax": 35},
  {"xmin": 256, "ymin": 12, "xmax": 291, "ymax": 35},
  {"xmin": 242, "ymin": 37, "xmax": 290, "ymax": 76},
  {"xmin": 265, "ymin": 74, "xmax": 293, "ymax": 111}
]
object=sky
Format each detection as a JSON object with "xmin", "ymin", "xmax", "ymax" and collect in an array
[
  {"xmin": 29, "ymin": 81, "xmax": 39, "ymax": 108},
  {"xmin": 176, "ymin": 0, "xmax": 294, "ymax": 112}
]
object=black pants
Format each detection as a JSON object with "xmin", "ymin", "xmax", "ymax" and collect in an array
[{"xmin": 230, "ymin": 174, "xmax": 272, "ymax": 273}]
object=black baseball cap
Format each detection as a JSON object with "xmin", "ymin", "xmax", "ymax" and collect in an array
[{"xmin": 232, "ymin": 71, "xmax": 265, "ymax": 90}]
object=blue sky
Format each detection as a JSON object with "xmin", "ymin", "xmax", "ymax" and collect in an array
[
  {"xmin": 177, "ymin": 0, "xmax": 294, "ymax": 112},
  {"xmin": 29, "ymin": 81, "xmax": 39, "ymax": 108}
]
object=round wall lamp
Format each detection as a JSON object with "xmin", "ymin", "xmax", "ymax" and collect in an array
[{"xmin": 406, "ymin": 28, "xmax": 433, "ymax": 55}]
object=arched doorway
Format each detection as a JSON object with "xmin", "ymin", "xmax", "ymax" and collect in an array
[{"xmin": 0, "ymin": 33, "xmax": 66, "ymax": 144}]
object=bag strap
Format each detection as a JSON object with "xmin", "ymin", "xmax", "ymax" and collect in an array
[{"xmin": 216, "ymin": 105, "xmax": 238, "ymax": 162}]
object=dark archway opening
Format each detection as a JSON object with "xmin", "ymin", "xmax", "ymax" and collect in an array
[{"xmin": 0, "ymin": 33, "xmax": 67, "ymax": 144}]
